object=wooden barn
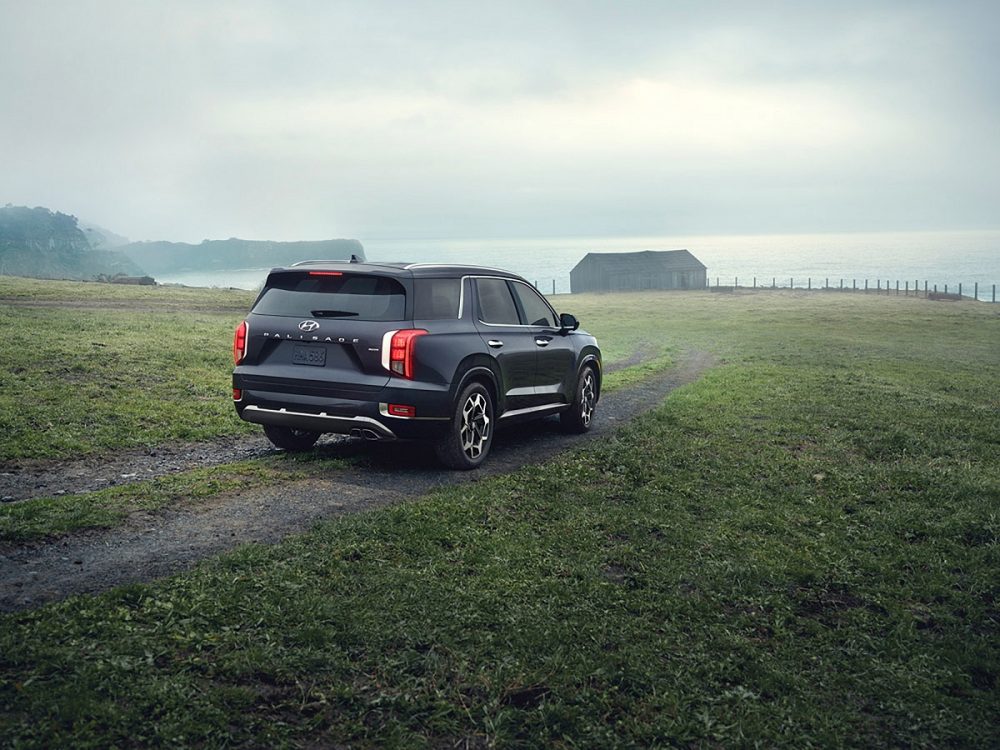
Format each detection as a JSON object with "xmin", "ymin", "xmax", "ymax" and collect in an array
[{"xmin": 570, "ymin": 249, "xmax": 707, "ymax": 293}]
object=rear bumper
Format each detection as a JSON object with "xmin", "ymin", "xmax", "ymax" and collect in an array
[{"xmin": 233, "ymin": 376, "xmax": 452, "ymax": 440}]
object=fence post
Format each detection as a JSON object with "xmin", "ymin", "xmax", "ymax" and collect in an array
[
  {"xmin": 853, "ymin": 279, "xmax": 856, "ymax": 291},
  {"xmin": 959, "ymin": 282, "xmax": 962, "ymax": 298},
  {"xmin": 717, "ymin": 277, "xmax": 720, "ymax": 287},
  {"xmin": 790, "ymin": 277, "xmax": 793, "ymax": 289},
  {"xmin": 994, "ymin": 284, "xmax": 996, "ymax": 303},
  {"xmin": 924, "ymin": 280, "xmax": 928, "ymax": 294},
  {"xmin": 772, "ymin": 277, "xmax": 776, "ymax": 289},
  {"xmin": 735, "ymin": 276, "xmax": 739, "ymax": 289},
  {"xmin": 974, "ymin": 282, "xmax": 978, "ymax": 300},
  {"xmin": 840, "ymin": 278, "xmax": 843, "ymax": 290},
  {"xmin": 945, "ymin": 284, "xmax": 948, "ymax": 294},
  {"xmin": 753, "ymin": 276, "xmax": 756, "ymax": 289},
  {"xmin": 896, "ymin": 280, "xmax": 899, "ymax": 295},
  {"xmin": 865, "ymin": 279, "xmax": 868, "ymax": 291},
  {"xmin": 808, "ymin": 277, "xmax": 812, "ymax": 290},
  {"xmin": 905, "ymin": 280, "xmax": 909, "ymax": 296}
]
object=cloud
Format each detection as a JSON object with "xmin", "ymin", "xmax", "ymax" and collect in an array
[{"xmin": 1, "ymin": 0, "xmax": 997, "ymax": 240}]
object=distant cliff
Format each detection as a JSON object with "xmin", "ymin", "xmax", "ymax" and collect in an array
[
  {"xmin": 0, "ymin": 205, "xmax": 144, "ymax": 280},
  {"xmin": 120, "ymin": 238, "xmax": 365, "ymax": 274}
]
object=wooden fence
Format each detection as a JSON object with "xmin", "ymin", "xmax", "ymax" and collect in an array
[{"xmin": 707, "ymin": 276, "xmax": 998, "ymax": 302}]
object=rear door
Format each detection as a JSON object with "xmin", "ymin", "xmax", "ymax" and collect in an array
[{"xmin": 240, "ymin": 270, "xmax": 407, "ymax": 393}]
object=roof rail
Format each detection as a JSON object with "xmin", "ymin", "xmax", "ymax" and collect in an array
[{"xmin": 403, "ymin": 263, "xmax": 510, "ymax": 273}]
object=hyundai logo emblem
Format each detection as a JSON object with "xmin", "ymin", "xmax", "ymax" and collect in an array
[{"xmin": 298, "ymin": 320, "xmax": 320, "ymax": 332}]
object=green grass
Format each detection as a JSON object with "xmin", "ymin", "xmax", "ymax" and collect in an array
[
  {"xmin": 0, "ymin": 277, "xmax": 258, "ymax": 460},
  {"xmin": 1, "ymin": 284, "xmax": 998, "ymax": 747},
  {"xmin": 0, "ymin": 274, "xmax": 254, "ymax": 311}
]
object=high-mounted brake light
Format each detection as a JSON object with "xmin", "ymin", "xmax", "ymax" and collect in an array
[
  {"xmin": 233, "ymin": 320, "xmax": 248, "ymax": 365},
  {"xmin": 380, "ymin": 329, "xmax": 427, "ymax": 378},
  {"xmin": 308, "ymin": 271, "xmax": 343, "ymax": 276}
]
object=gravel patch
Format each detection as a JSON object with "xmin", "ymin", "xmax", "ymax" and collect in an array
[{"xmin": 0, "ymin": 351, "xmax": 713, "ymax": 612}]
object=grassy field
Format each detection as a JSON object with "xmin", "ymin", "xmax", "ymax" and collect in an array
[{"xmin": 1, "ymin": 279, "xmax": 998, "ymax": 747}]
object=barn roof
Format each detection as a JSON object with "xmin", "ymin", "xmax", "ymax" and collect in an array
[{"xmin": 572, "ymin": 249, "xmax": 706, "ymax": 273}]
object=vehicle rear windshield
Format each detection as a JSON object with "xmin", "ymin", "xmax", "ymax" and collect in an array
[{"xmin": 253, "ymin": 272, "xmax": 406, "ymax": 321}]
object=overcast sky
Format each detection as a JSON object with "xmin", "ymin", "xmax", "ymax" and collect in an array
[{"xmin": 2, "ymin": 1, "xmax": 998, "ymax": 242}]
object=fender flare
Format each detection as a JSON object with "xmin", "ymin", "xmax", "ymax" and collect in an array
[{"xmin": 451, "ymin": 358, "xmax": 503, "ymax": 412}]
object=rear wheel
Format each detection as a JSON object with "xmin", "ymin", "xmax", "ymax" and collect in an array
[
  {"xmin": 560, "ymin": 365, "xmax": 597, "ymax": 433},
  {"xmin": 435, "ymin": 382, "xmax": 494, "ymax": 470},
  {"xmin": 263, "ymin": 424, "xmax": 321, "ymax": 452}
]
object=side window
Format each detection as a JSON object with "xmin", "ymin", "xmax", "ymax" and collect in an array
[
  {"xmin": 413, "ymin": 278, "xmax": 461, "ymax": 319},
  {"xmin": 476, "ymin": 278, "xmax": 520, "ymax": 325},
  {"xmin": 511, "ymin": 282, "xmax": 558, "ymax": 327}
]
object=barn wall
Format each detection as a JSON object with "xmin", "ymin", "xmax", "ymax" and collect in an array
[{"xmin": 570, "ymin": 261, "xmax": 707, "ymax": 292}]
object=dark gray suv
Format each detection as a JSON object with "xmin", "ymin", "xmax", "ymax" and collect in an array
[{"xmin": 232, "ymin": 260, "xmax": 601, "ymax": 469}]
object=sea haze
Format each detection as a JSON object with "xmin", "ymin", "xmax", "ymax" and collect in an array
[{"xmin": 156, "ymin": 229, "xmax": 1000, "ymax": 300}]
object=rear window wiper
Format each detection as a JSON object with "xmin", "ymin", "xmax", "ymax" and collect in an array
[{"xmin": 311, "ymin": 310, "xmax": 360, "ymax": 317}]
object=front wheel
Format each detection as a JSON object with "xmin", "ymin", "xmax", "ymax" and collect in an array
[
  {"xmin": 435, "ymin": 382, "xmax": 494, "ymax": 470},
  {"xmin": 263, "ymin": 424, "xmax": 321, "ymax": 452},
  {"xmin": 560, "ymin": 366, "xmax": 597, "ymax": 433}
]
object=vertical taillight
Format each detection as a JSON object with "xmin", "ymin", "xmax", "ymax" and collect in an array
[
  {"xmin": 381, "ymin": 329, "xmax": 427, "ymax": 378},
  {"xmin": 233, "ymin": 320, "xmax": 248, "ymax": 365}
]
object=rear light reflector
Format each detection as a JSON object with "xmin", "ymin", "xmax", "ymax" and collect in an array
[
  {"xmin": 233, "ymin": 320, "xmax": 248, "ymax": 364},
  {"xmin": 232, "ymin": 388, "xmax": 243, "ymax": 401},
  {"xmin": 388, "ymin": 403, "xmax": 416, "ymax": 417},
  {"xmin": 380, "ymin": 329, "xmax": 427, "ymax": 378}
]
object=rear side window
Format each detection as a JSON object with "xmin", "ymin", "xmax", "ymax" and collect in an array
[
  {"xmin": 253, "ymin": 273, "xmax": 406, "ymax": 321},
  {"xmin": 476, "ymin": 278, "xmax": 520, "ymax": 325},
  {"xmin": 413, "ymin": 278, "xmax": 461, "ymax": 319}
]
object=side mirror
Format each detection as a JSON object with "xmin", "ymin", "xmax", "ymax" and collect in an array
[{"xmin": 559, "ymin": 312, "xmax": 579, "ymax": 332}]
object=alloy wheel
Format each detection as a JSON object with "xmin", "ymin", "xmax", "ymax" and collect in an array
[
  {"xmin": 579, "ymin": 370, "xmax": 596, "ymax": 427},
  {"xmin": 460, "ymin": 392, "xmax": 491, "ymax": 459}
]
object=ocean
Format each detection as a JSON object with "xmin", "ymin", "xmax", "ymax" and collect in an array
[{"xmin": 156, "ymin": 229, "xmax": 1000, "ymax": 301}]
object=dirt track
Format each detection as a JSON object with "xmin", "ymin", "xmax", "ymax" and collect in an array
[{"xmin": 0, "ymin": 351, "xmax": 713, "ymax": 613}]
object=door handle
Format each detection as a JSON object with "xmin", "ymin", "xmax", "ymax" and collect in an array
[
  {"xmin": 487, "ymin": 340, "xmax": 504, "ymax": 348},
  {"xmin": 534, "ymin": 339, "xmax": 550, "ymax": 347}
]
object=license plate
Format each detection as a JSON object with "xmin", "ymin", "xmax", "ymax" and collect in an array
[{"xmin": 292, "ymin": 344, "xmax": 326, "ymax": 367}]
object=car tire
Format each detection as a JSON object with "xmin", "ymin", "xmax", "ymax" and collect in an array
[
  {"xmin": 262, "ymin": 424, "xmax": 321, "ymax": 452},
  {"xmin": 434, "ymin": 382, "xmax": 494, "ymax": 470},
  {"xmin": 560, "ymin": 365, "xmax": 597, "ymax": 433}
]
